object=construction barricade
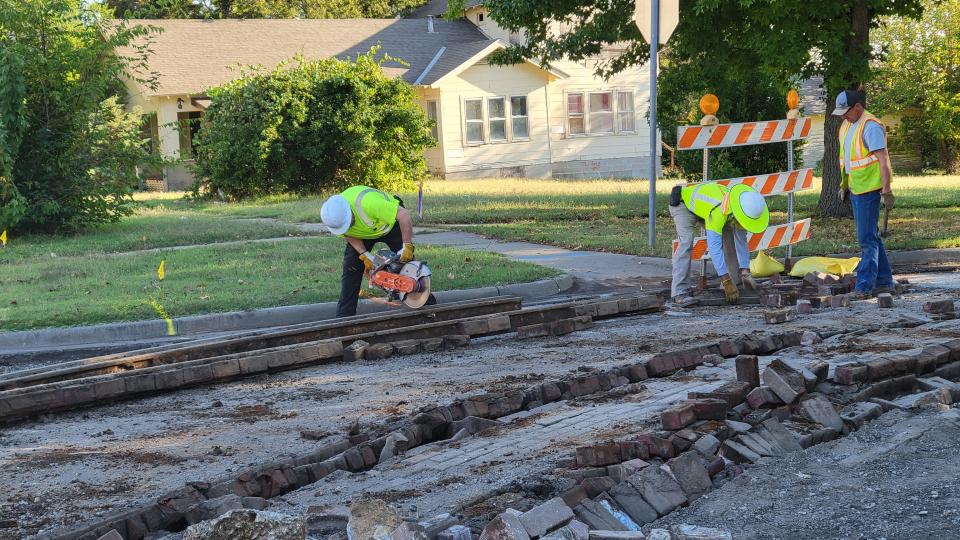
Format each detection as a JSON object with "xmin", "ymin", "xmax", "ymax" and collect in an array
[{"xmin": 672, "ymin": 91, "xmax": 813, "ymax": 282}]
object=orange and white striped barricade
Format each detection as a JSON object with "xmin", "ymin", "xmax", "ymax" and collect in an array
[
  {"xmin": 673, "ymin": 218, "xmax": 812, "ymax": 261},
  {"xmin": 675, "ymin": 92, "xmax": 813, "ymax": 286}
]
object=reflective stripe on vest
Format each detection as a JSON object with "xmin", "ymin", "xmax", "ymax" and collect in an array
[
  {"xmin": 353, "ymin": 188, "xmax": 392, "ymax": 235},
  {"xmin": 838, "ymin": 111, "xmax": 885, "ymax": 195},
  {"xmin": 682, "ymin": 183, "xmax": 730, "ymax": 234}
]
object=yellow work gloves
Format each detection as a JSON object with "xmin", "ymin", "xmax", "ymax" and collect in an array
[
  {"xmin": 398, "ymin": 243, "xmax": 415, "ymax": 263},
  {"xmin": 722, "ymin": 278, "xmax": 739, "ymax": 304},
  {"xmin": 359, "ymin": 251, "xmax": 375, "ymax": 273},
  {"xmin": 881, "ymin": 191, "xmax": 895, "ymax": 210},
  {"xmin": 740, "ymin": 270, "xmax": 757, "ymax": 291}
]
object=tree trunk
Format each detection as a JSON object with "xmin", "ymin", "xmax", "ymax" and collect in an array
[
  {"xmin": 818, "ymin": 0, "xmax": 870, "ymax": 218},
  {"xmin": 941, "ymin": 141, "xmax": 960, "ymax": 174},
  {"xmin": 818, "ymin": 112, "xmax": 851, "ymax": 218}
]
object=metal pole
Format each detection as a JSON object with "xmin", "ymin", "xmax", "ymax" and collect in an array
[
  {"xmin": 647, "ymin": 0, "xmax": 659, "ymax": 248},
  {"xmin": 698, "ymin": 148, "xmax": 709, "ymax": 290},
  {"xmin": 786, "ymin": 140, "xmax": 794, "ymax": 268}
]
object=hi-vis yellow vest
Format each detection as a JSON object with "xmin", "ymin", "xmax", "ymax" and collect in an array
[
  {"xmin": 839, "ymin": 112, "xmax": 885, "ymax": 195},
  {"xmin": 681, "ymin": 183, "xmax": 731, "ymax": 234},
  {"xmin": 340, "ymin": 185, "xmax": 399, "ymax": 239}
]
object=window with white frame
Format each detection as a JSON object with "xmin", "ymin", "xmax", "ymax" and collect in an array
[
  {"xmin": 463, "ymin": 96, "xmax": 532, "ymax": 144},
  {"xmin": 488, "ymin": 97, "xmax": 507, "ymax": 141},
  {"xmin": 426, "ymin": 101, "xmax": 439, "ymax": 141},
  {"xmin": 511, "ymin": 96, "xmax": 529, "ymax": 139},
  {"xmin": 566, "ymin": 90, "xmax": 636, "ymax": 136},
  {"xmin": 567, "ymin": 93, "xmax": 585, "ymax": 135},
  {"xmin": 464, "ymin": 98, "xmax": 484, "ymax": 144},
  {"xmin": 589, "ymin": 92, "xmax": 614, "ymax": 133},
  {"xmin": 617, "ymin": 91, "xmax": 635, "ymax": 132}
]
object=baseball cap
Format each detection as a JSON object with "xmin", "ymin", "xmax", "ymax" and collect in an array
[{"xmin": 832, "ymin": 90, "xmax": 863, "ymax": 116}]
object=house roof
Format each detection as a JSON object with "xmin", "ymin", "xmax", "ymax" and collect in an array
[
  {"xmin": 117, "ymin": 18, "xmax": 494, "ymax": 96},
  {"xmin": 408, "ymin": 0, "xmax": 484, "ymax": 19}
]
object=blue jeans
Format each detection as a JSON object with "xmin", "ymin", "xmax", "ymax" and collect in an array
[{"xmin": 850, "ymin": 190, "xmax": 894, "ymax": 292}]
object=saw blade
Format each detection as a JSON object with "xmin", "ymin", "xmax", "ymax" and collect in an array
[{"xmin": 402, "ymin": 276, "xmax": 431, "ymax": 308}]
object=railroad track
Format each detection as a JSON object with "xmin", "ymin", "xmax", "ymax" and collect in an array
[{"xmin": 0, "ymin": 293, "xmax": 663, "ymax": 423}]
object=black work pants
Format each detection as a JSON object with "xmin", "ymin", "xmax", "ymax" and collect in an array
[{"xmin": 336, "ymin": 224, "xmax": 404, "ymax": 318}]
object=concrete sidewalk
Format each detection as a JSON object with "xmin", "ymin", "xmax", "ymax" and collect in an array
[{"xmin": 417, "ymin": 230, "xmax": 673, "ymax": 285}]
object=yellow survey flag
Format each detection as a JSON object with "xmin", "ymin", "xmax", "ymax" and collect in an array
[
  {"xmin": 157, "ymin": 259, "xmax": 165, "ymax": 281},
  {"xmin": 0, "ymin": 229, "xmax": 7, "ymax": 247}
]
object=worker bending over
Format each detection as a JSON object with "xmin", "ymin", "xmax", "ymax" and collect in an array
[
  {"xmin": 669, "ymin": 183, "xmax": 769, "ymax": 305},
  {"xmin": 320, "ymin": 185, "xmax": 433, "ymax": 317}
]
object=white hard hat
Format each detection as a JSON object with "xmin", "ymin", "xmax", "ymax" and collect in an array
[
  {"xmin": 739, "ymin": 190, "xmax": 765, "ymax": 219},
  {"xmin": 320, "ymin": 195, "xmax": 352, "ymax": 235}
]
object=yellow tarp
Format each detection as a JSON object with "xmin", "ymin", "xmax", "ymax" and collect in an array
[
  {"xmin": 749, "ymin": 251, "xmax": 785, "ymax": 278},
  {"xmin": 788, "ymin": 256, "xmax": 861, "ymax": 278}
]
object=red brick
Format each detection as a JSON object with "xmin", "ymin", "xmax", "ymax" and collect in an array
[
  {"xmin": 691, "ymin": 398, "xmax": 728, "ymax": 420},
  {"xmin": 580, "ymin": 476, "xmax": 617, "ymax": 498},
  {"xmin": 628, "ymin": 364, "xmax": 649, "ymax": 381},
  {"xmin": 619, "ymin": 441, "xmax": 649, "ymax": 460},
  {"xmin": 649, "ymin": 354, "xmax": 682, "ymax": 377},
  {"xmin": 866, "ymin": 359, "xmax": 896, "ymax": 381},
  {"xmin": 661, "ymin": 403, "xmax": 697, "ymax": 430},
  {"xmin": 575, "ymin": 444, "xmax": 622, "ymax": 467},
  {"xmin": 560, "ymin": 486, "xmax": 588, "ymax": 509},
  {"xmin": 923, "ymin": 298, "xmax": 955, "ymax": 314},
  {"xmin": 835, "ymin": 364, "xmax": 868, "ymax": 385},
  {"xmin": 635, "ymin": 433, "xmax": 676, "ymax": 459},
  {"xmin": 891, "ymin": 355, "xmax": 917, "ymax": 374},
  {"xmin": 718, "ymin": 340, "xmax": 741, "ymax": 357},
  {"xmin": 746, "ymin": 386, "xmax": 783, "ymax": 409},
  {"xmin": 735, "ymin": 355, "xmax": 761, "ymax": 388}
]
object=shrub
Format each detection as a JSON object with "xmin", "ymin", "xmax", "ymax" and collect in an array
[
  {"xmin": 0, "ymin": 0, "xmax": 158, "ymax": 232},
  {"xmin": 192, "ymin": 49, "xmax": 435, "ymax": 200}
]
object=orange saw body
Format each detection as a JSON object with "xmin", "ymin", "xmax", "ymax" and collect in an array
[
  {"xmin": 367, "ymin": 249, "xmax": 433, "ymax": 308},
  {"xmin": 369, "ymin": 271, "xmax": 418, "ymax": 294}
]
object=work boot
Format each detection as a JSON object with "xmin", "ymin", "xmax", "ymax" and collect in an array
[
  {"xmin": 872, "ymin": 285, "xmax": 896, "ymax": 296},
  {"xmin": 848, "ymin": 289, "xmax": 872, "ymax": 301},
  {"xmin": 669, "ymin": 293, "xmax": 699, "ymax": 308}
]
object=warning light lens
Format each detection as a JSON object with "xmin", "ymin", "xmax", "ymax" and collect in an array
[
  {"xmin": 699, "ymin": 94, "xmax": 719, "ymax": 115},
  {"xmin": 787, "ymin": 89, "xmax": 799, "ymax": 110}
]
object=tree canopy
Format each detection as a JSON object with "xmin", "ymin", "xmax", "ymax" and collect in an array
[
  {"xmin": 472, "ymin": 0, "xmax": 923, "ymax": 217},
  {"xmin": 871, "ymin": 0, "xmax": 960, "ymax": 172},
  {"xmin": 102, "ymin": 0, "xmax": 427, "ymax": 19},
  {"xmin": 0, "ymin": 0, "xmax": 158, "ymax": 232}
]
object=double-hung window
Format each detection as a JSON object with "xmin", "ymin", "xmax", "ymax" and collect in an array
[
  {"xmin": 463, "ymin": 95, "xmax": 531, "ymax": 144},
  {"xmin": 488, "ymin": 97, "xmax": 507, "ymax": 142},
  {"xmin": 464, "ymin": 98, "xmax": 484, "ymax": 144},
  {"xmin": 566, "ymin": 90, "xmax": 636, "ymax": 136},
  {"xmin": 617, "ymin": 91, "xmax": 635, "ymax": 132},
  {"xmin": 589, "ymin": 92, "xmax": 614, "ymax": 133},
  {"xmin": 511, "ymin": 96, "xmax": 529, "ymax": 139}
]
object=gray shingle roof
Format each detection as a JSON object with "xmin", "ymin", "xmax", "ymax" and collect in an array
[
  {"xmin": 416, "ymin": 39, "xmax": 499, "ymax": 85},
  {"xmin": 118, "ymin": 18, "xmax": 491, "ymax": 96}
]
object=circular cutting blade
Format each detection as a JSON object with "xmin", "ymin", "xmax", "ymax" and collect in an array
[{"xmin": 402, "ymin": 276, "xmax": 431, "ymax": 309}]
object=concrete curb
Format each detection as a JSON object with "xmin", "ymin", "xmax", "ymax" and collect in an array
[{"xmin": 0, "ymin": 275, "xmax": 574, "ymax": 350}]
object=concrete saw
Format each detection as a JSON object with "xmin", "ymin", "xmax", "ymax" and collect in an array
[{"xmin": 368, "ymin": 249, "xmax": 433, "ymax": 309}]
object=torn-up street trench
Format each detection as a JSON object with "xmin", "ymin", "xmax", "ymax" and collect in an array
[{"xmin": 3, "ymin": 274, "xmax": 960, "ymax": 540}]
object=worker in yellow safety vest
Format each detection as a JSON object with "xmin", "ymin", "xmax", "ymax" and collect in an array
[
  {"xmin": 834, "ymin": 90, "xmax": 896, "ymax": 299},
  {"xmin": 321, "ymin": 185, "xmax": 434, "ymax": 317},
  {"xmin": 669, "ymin": 182, "xmax": 769, "ymax": 306}
]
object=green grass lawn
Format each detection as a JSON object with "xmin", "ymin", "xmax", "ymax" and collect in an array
[
  {"xmin": 140, "ymin": 175, "xmax": 960, "ymax": 259},
  {"xmin": 0, "ymin": 236, "xmax": 556, "ymax": 331}
]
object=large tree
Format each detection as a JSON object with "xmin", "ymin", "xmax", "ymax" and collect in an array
[
  {"xmin": 473, "ymin": 0, "xmax": 923, "ymax": 217},
  {"xmin": 0, "ymin": 0, "xmax": 158, "ymax": 232},
  {"xmin": 871, "ymin": 0, "xmax": 960, "ymax": 173},
  {"xmin": 102, "ymin": 0, "xmax": 426, "ymax": 18}
]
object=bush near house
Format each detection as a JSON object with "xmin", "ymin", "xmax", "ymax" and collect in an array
[
  {"xmin": 0, "ymin": 0, "xmax": 157, "ymax": 233},
  {"xmin": 192, "ymin": 49, "xmax": 435, "ymax": 200}
]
